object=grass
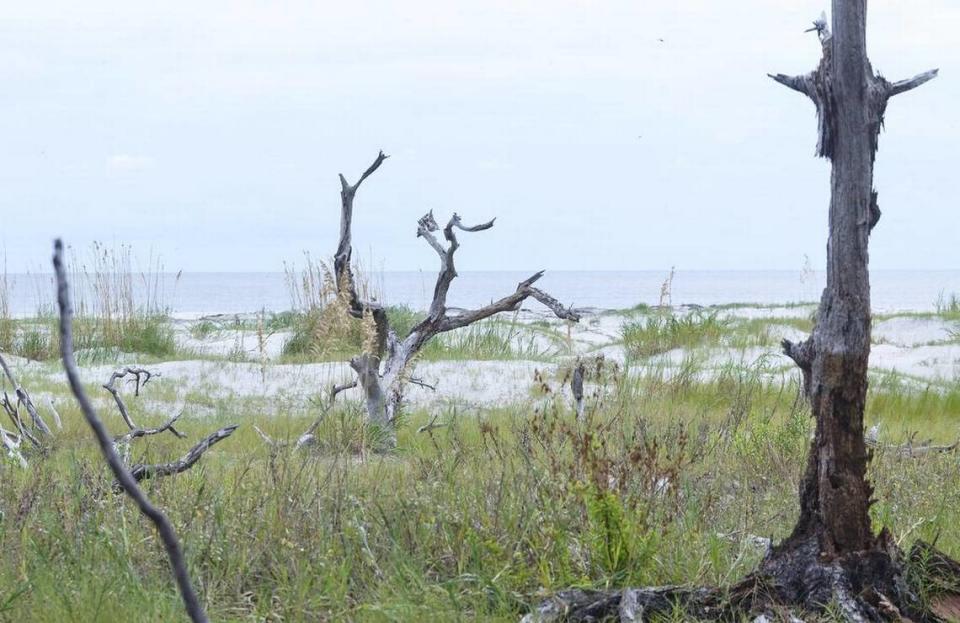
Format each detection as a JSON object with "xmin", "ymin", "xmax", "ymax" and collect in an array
[
  {"xmin": 1, "ymin": 356, "xmax": 959, "ymax": 622},
  {"xmin": 0, "ymin": 244, "xmax": 179, "ymax": 363},
  {"xmin": 935, "ymin": 291, "xmax": 960, "ymax": 319},
  {"xmin": 622, "ymin": 310, "xmax": 732, "ymax": 358},
  {"xmin": 282, "ymin": 296, "xmax": 562, "ymax": 364}
]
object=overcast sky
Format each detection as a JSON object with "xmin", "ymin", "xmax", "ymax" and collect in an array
[{"xmin": 1, "ymin": 1, "xmax": 957, "ymax": 273}]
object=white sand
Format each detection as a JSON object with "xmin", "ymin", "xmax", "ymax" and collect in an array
[{"xmin": 7, "ymin": 305, "xmax": 960, "ymax": 421}]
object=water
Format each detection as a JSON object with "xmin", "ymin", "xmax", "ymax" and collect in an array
[{"xmin": 4, "ymin": 270, "xmax": 960, "ymax": 317}]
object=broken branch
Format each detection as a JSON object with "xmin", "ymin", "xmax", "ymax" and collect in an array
[
  {"xmin": 769, "ymin": 72, "xmax": 815, "ymax": 99},
  {"xmin": 113, "ymin": 411, "xmax": 184, "ymax": 445},
  {"xmin": 53, "ymin": 239, "xmax": 209, "ymax": 623},
  {"xmin": 128, "ymin": 425, "xmax": 238, "ymax": 484},
  {"xmin": 888, "ymin": 68, "xmax": 939, "ymax": 98},
  {"xmin": 0, "ymin": 352, "xmax": 51, "ymax": 436},
  {"xmin": 103, "ymin": 368, "xmax": 185, "ymax": 439}
]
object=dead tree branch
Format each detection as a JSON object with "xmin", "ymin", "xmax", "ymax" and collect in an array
[
  {"xmin": 334, "ymin": 151, "xmax": 391, "ymax": 357},
  {"xmin": 53, "ymin": 239, "xmax": 209, "ymax": 623},
  {"xmin": 2, "ymin": 391, "xmax": 40, "ymax": 448},
  {"xmin": 0, "ymin": 352, "xmax": 51, "ymax": 436},
  {"xmin": 1, "ymin": 426, "xmax": 27, "ymax": 468},
  {"xmin": 113, "ymin": 411, "xmax": 184, "ymax": 445},
  {"xmin": 104, "ymin": 368, "xmax": 185, "ymax": 439},
  {"xmin": 571, "ymin": 359, "xmax": 586, "ymax": 422},
  {"xmin": 866, "ymin": 433, "xmax": 959, "ymax": 458},
  {"xmin": 327, "ymin": 153, "xmax": 580, "ymax": 434},
  {"xmin": 888, "ymin": 68, "xmax": 939, "ymax": 98},
  {"xmin": 417, "ymin": 412, "xmax": 444, "ymax": 434},
  {"xmin": 128, "ymin": 425, "xmax": 238, "ymax": 484},
  {"xmin": 258, "ymin": 379, "xmax": 356, "ymax": 450}
]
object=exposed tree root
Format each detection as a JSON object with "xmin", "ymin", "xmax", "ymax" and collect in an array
[{"xmin": 524, "ymin": 539, "xmax": 960, "ymax": 622}]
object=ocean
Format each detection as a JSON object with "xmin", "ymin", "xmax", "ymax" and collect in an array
[{"xmin": 4, "ymin": 270, "xmax": 960, "ymax": 317}]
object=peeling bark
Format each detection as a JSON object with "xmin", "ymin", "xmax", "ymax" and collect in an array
[{"xmin": 769, "ymin": 0, "xmax": 938, "ymax": 562}]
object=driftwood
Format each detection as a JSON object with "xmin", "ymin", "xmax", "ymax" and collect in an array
[
  {"xmin": 329, "ymin": 152, "xmax": 580, "ymax": 436},
  {"xmin": 867, "ymin": 432, "xmax": 959, "ymax": 458},
  {"xmin": 0, "ymin": 425, "xmax": 27, "ymax": 468},
  {"xmin": 128, "ymin": 425, "xmax": 238, "ymax": 484},
  {"xmin": 256, "ymin": 379, "xmax": 356, "ymax": 450},
  {"xmin": 104, "ymin": 367, "xmax": 185, "ymax": 439},
  {"xmin": 2, "ymin": 390, "xmax": 40, "ymax": 448},
  {"xmin": 53, "ymin": 239, "xmax": 210, "ymax": 623},
  {"xmin": 0, "ymin": 352, "xmax": 51, "ymax": 437}
]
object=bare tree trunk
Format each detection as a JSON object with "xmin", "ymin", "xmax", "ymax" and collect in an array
[
  {"xmin": 773, "ymin": 0, "xmax": 936, "ymax": 560},
  {"xmin": 525, "ymin": 4, "xmax": 953, "ymax": 621}
]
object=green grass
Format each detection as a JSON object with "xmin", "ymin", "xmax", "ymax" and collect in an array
[
  {"xmin": 0, "ymin": 314, "xmax": 177, "ymax": 362},
  {"xmin": 282, "ymin": 305, "xmax": 561, "ymax": 363},
  {"xmin": 622, "ymin": 310, "xmax": 732, "ymax": 358},
  {"xmin": 2, "ymin": 358, "xmax": 959, "ymax": 622},
  {"xmin": 935, "ymin": 291, "xmax": 960, "ymax": 319}
]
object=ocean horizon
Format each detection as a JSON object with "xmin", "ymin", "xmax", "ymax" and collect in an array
[{"xmin": 5, "ymin": 269, "xmax": 960, "ymax": 317}]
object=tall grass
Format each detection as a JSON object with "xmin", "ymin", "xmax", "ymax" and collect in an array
[
  {"xmin": 0, "ymin": 243, "xmax": 177, "ymax": 361},
  {"xmin": 1, "ymin": 359, "xmax": 957, "ymax": 621},
  {"xmin": 282, "ymin": 254, "xmax": 380, "ymax": 360},
  {"xmin": 281, "ymin": 258, "xmax": 553, "ymax": 362},
  {"xmin": 622, "ymin": 310, "xmax": 732, "ymax": 359},
  {"xmin": 934, "ymin": 290, "xmax": 960, "ymax": 318},
  {"xmin": 0, "ymin": 259, "xmax": 12, "ymax": 354}
]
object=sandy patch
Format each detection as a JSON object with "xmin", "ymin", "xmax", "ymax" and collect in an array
[{"xmin": 873, "ymin": 316, "xmax": 958, "ymax": 347}]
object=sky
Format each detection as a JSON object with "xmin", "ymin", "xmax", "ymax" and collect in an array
[{"xmin": 1, "ymin": 0, "xmax": 958, "ymax": 274}]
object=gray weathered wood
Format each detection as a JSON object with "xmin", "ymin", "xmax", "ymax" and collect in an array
[
  {"xmin": 525, "ymin": 5, "xmax": 953, "ymax": 621},
  {"xmin": 0, "ymin": 352, "xmax": 51, "ymax": 436},
  {"xmin": 771, "ymin": 0, "xmax": 938, "ymax": 559},
  {"xmin": 571, "ymin": 359, "xmax": 585, "ymax": 422},
  {"xmin": 327, "ymin": 153, "xmax": 580, "ymax": 436},
  {"xmin": 128, "ymin": 424, "xmax": 237, "ymax": 483},
  {"xmin": 103, "ymin": 367, "xmax": 186, "ymax": 439},
  {"xmin": 53, "ymin": 239, "xmax": 210, "ymax": 623}
]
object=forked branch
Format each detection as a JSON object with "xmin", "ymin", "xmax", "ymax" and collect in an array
[
  {"xmin": 328, "ymin": 153, "xmax": 581, "ymax": 434},
  {"xmin": 104, "ymin": 367, "xmax": 186, "ymax": 438},
  {"xmin": 334, "ymin": 150, "xmax": 391, "ymax": 357},
  {"xmin": 0, "ymin": 352, "xmax": 51, "ymax": 436},
  {"xmin": 113, "ymin": 411, "xmax": 184, "ymax": 445},
  {"xmin": 53, "ymin": 239, "xmax": 209, "ymax": 623}
]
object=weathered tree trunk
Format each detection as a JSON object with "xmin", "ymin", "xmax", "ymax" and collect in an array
[
  {"xmin": 524, "ymin": 3, "xmax": 953, "ymax": 621},
  {"xmin": 773, "ymin": 0, "xmax": 936, "ymax": 563},
  {"xmin": 329, "ymin": 153, "xmax": 579, "ymax": 438},
  {"xmin": 781, "ymin": 0, "xmax": 876, "ymax": 559}
]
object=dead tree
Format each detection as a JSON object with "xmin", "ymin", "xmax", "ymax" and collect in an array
[
  {"xmin": 329, "ymin": 152, "xmax": 579, "ymax": 434},
  {"xmin": 525, "ymin": 5, "xmax": 960, "ymax": 621},
  {"xmin": 764, "ymin": 0, "xmax": 941, "ymax": 614},
  {"xmin": 53, "ymin": 239, "xmax": 210, "ymax": 623}
]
